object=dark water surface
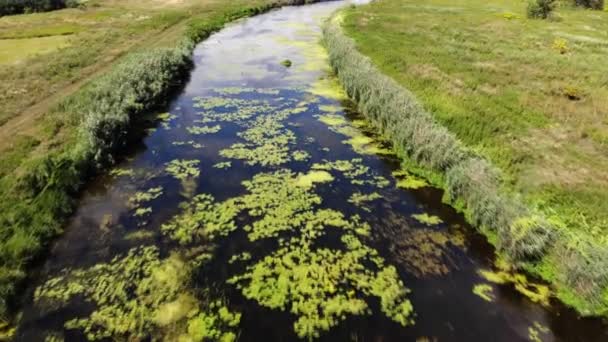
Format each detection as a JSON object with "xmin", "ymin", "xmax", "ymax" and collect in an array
[{"xmin": 15, "ymin": 1, "xmax": 608, "ymax": 341}]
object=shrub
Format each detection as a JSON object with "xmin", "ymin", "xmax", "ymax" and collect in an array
[
  {"xmin": 527, "ymin": 0, "xmax": 557, "ymax": 19},
  {"xmin": 558, "ymin": 241, "xmax": 608, "ymax": 304},
  {"xmin": 552, "ymin": 38, "xmax": 569, "ymax": 54},
  {"xmin": 500, "ymin": 216, "xmax": 555, "ymax": 261},
  {"xmin": 573, "ymin": 0, "xmax": 604, "ymax": 10}
]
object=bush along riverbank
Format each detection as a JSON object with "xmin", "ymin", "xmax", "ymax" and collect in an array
[
  {"xmin": 323, "ymin": 13, "xmax": 608, "ymax": 317},
  {"xmin": 0, "ymin": 0, "xmax": 325, "ymax": 328}
]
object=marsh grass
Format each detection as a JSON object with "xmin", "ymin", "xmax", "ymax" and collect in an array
[{"xmin": 323, "ymin": 5, "xmax": 608, "ymax": 316}]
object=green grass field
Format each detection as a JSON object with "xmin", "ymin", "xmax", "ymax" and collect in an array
[{"xmin": 340, "ymin": 0, "xmax": 608, "ymax": 314}]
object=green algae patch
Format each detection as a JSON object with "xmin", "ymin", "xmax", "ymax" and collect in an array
[
  {"xmin": 316, "ymin": 113, "xmax": 392, "ymax": 156},
  {"xmin": 187, "ymin": 125, "xmax": 222, "ymax": 135},
  {"xmin": 109, "ymin": 168, "xmax": 134, "ymax": 178},
  {"xmin": 479, "ymin": 268, "xmax": 551, "ymax": 306},
  {"xmin": 348, "ymin": 192, "xmax": 382, "ymax": 212},
  {"xmin": 230, "ymin": 241, "xmax": 413, "ymax": 339},
  {"xmin": 317, "ymin": 114, "xmax": 347, "ymax": 127},
  {"xmin": 166, "ymin": 159, "xmax": 201, "ymax": 181},
  {"xmin": 386, "ymin": 227, "xmax": 466, "ymax": 278},
  {"xmin": 156, "ymin": 112, "xmax": 177, "ymax": 130},
  {"xmin": 128, "ymin": 186, "xmax": 163, "ymax": 208},
  {"xmin": 528, "ymin": 321, "xmax": 550, "ymax": 342},
  {"xmin": 292, "ymin": 150, "xmax": 311, "ymax": 162},
  {"xmin": 295, "ymin": 170, "xmax": 334, "ymax": 188},
  {"xmin": 160, "ymin": 167, "xmax": 415, "ymax": 338},
  {"xmin": 180, "ymin": 303, "xmax": 241, "ymax": 342},
  {"xmin": 412, "ymin": 213, "xmax": 443, "ymax": 226},
  {"xmin": 219, "ymin": 104, "xmax": 308, "ymax": 166},
  {"xmin": 213, "ymin": 161, "xmax": 232, "ymax": 169},
  {"xmin": 309, "ymin": 75, "xmax": 347, "ymax": 101},
  {"xmin": 162, "ymin": 194, "xmax": 239, "ymax": 244},
  {"xmin": 34, "ymin": 247, "xmax": 212, "ymax": 340},
  {"xmin": 395, "ymin": 172, "xmax": 428, "ymax": 190},
  {"xmin": 473, "ymin": 284, "xmax": 495, "ymax": 302},
  {"xmin": 173, "ymin": 140, "xmax": 205, "ymax": 149},
  {"xmin": 319, "ymin": 104, "xmax": 342, "ymax": 113},
  {"xmin": 134, "ymin": 207, "xmax": 153, "ymax": 217},
  {"xmin": 124, "ymin": 230, "xmax": 156, "ymax": 241}
]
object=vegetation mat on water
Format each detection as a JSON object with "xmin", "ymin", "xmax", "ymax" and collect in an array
[{"xmin": 323, "ymin": 5, "xmax": 608, "ymax": 316}]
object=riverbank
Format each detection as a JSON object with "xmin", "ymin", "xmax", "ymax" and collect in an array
[
  {"xmin": 323, "ymin": 1, "xmax": 608, "ymax": 317},
  {"xmin": 0, "ymin": 0, "xmax": 324, "ymax": 328}
]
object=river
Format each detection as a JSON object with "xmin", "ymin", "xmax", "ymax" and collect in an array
[{"xmin": 15, "ymin": 1, "xmax": 608, "ymax": 341}]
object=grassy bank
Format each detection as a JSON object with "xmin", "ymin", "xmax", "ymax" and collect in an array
[
  {"xmin": 324, "ymin": 0, "xmax": 608, "ymax": 317},
  {"xmin": 0, "ymin": 0, "xmax": 323, "ymax": 326}
]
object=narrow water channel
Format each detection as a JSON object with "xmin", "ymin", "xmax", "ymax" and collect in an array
[{"xmin": 15, "ymin": 1, "xmax": 608, "ymax": 341}]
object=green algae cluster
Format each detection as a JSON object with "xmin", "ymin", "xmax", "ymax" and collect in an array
[
  {"xmin": 162, "ymin": 193, "xmax": 239, "ymax": 244},
  {"xmin": 412, "ymin": 213, "xmax": 443, "ymax": 226},
  {"xmin": 128, "ymin": 186, "xmax": 164, "ymax": 208},
  {"xmin": 220, "ymin": 106, "xmax": 307, "ymax": 166},
  {"xmin": 315, "ymin": 112, "xmax": 392, "ymax": 156},
  {"xmin": 159, "ymin": 168, "xmax": 414, "ymax": 338},
  {"xmin": 108, "ymin": 168, "xmax": 134, "ymax": 178},
  {"xmin": 479, "ymin": 268, "xmax": 551, "ymax": 306},
  {"xmin": 166, "ymin": 159, "xmax": 201, "ymax": 181},
  {"xmin": 393, "ymin": 170, "xmax": 428, "ymax": 190},
  {"xmin": 472, "ymin": 284, "xmax": 495, "ymax": 302},
  {"xmin": 528, "ymin": 321, "xmax": 550, "ymax": 342},
  {"xmin": 225, "ymin": 170, "xmax": 413, "ymax": 338},
  {"xmin": 393, "ymin": 229, "xmax": 464, "ymax": 277},
  {"xmin": 173, "ymin": 140, "xmax": 205, "ymax": 149},
  {"xmin": 374, "ymin": 212, "xmax": 467, "ymax": 278},
  {"xmin": 213, "ymin": 161, "xmax": 232, "ymax": 169},
  {"xmin": 311, "ymin": 158, "xmax": 389, "ymax": 188},
  {"xmin": 187, "ymin": 125, "xmax": 222, "ymax": 135},
  {"xmin": 156, "ymin": 112, "xmax": 177, "ymax": 130},
  {"xmin": 35, "ymin": 246, "xmax": 239, "ymax": 341},
  {"xmin": 348, "ymin": 192, "xmax": 382, "ymax": 212}
]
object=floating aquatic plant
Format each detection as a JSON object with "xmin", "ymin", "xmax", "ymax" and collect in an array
[
  {"xmin": 162, "ymin": 194, "xmax": 239, "ymax": 244},
  {"xmin": 213, "ymin": 161, "xmax": 232, "ymax": 169},
  {"xmin": 220, "ymin": 106, "xmax": 307, "ymax": 166},
  {"xmin": 295, "ymin": 170, "xmax": 334, "ymax": 188},
  {"xmin": 166, "ymin": 159, "xmax": 200, "ymax": 181},
  {"xmin": 109, "ymin": 168, "xmax": 134, "ymax": 177},
  {"xmin": 128, "ymin": 186, "xmax": 163, "ymax": 208},
  {"xmin": 187, "ymin": 125, "xmax": 222, "ymax": 135},
  {"xmin": 316, "ymin": 114, "xmax": 391, "ymax": 155},
  {"xmin": 473, "ymin": 284, "xmax": 495, "ymax": 302},
  {"xmin": 395, "ymin": 175, "xmax": 428, "ymax": 190},
  {"xmin": 134, "ymin": 207, "xmax": 152, "ymax": 217},
  {"xmin": 412, "ymin": 213, "xmax": 443, "ymax": 226},
  {"xmin": 228, "ymin": 252, "xmax": 252, "ymax": 264},
  {"xmin": 160, "ymin": 166, "xmax": 414, "ymax": 338},
  {"xmin": 292, "ymin": 150, "xmax": 311, "ymax": 161},
  {"xmin": 229, "ymin": 238, "xmax": 413, "ymax": 339},
  {"xmin": 528, "ymin": 321, "xmax": 550, "ymax": 342},
  {"xmin": 35, "ymin": 247, "xmax": 209, "ymax": 340},
  {"xmin": 173, "ymin": 141, "xmax": 204, "ymax": 149},
  {"xmin": 156, "ymin": 112, "xmax": 177, "ymax": 130},
  {"xmin": 348, "ymin": 192, "xmax": 382, "ymax": 211},
  {"xmin": 478, "ymin": 268, "xmax": 551, "ymax": 306}
]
